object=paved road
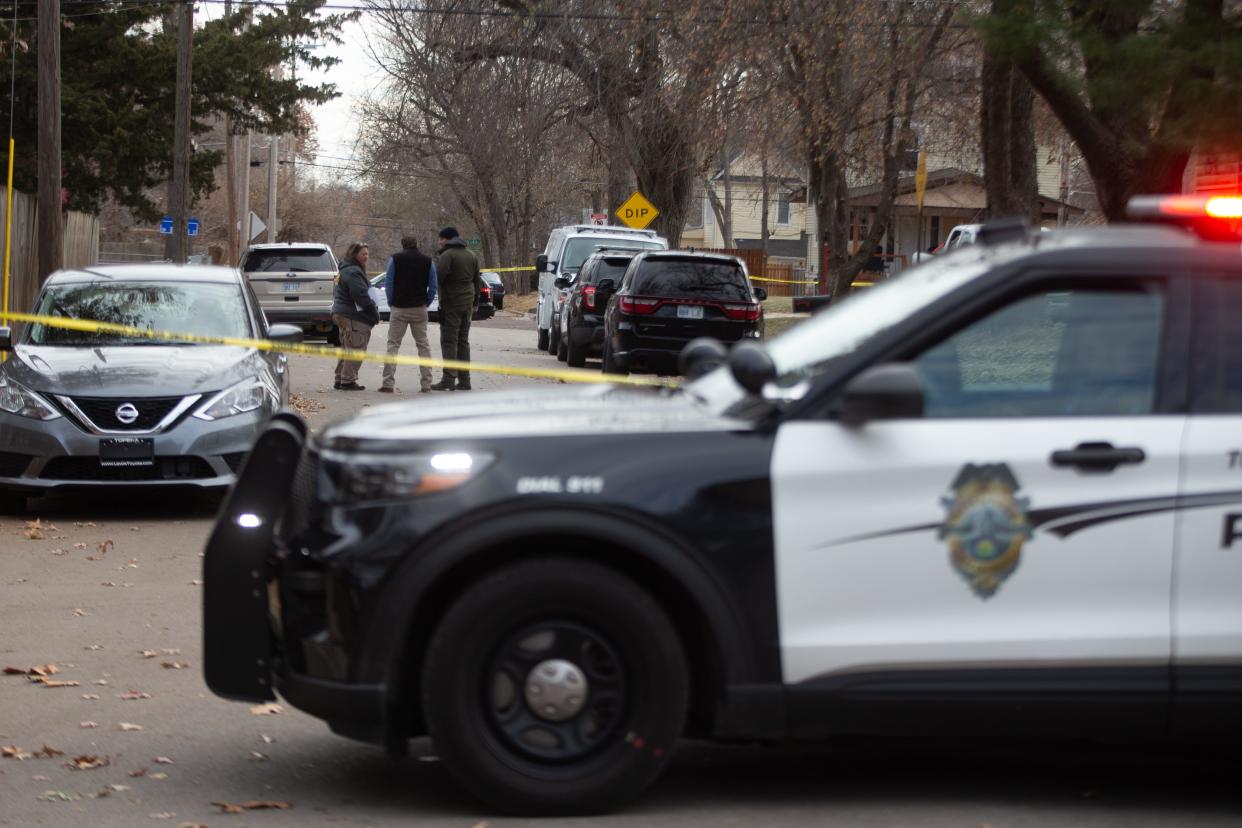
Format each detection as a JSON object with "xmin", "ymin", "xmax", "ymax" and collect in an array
[{"xmin": 2, "ymin": 315, "xmax": 1240, "ymax": 827}]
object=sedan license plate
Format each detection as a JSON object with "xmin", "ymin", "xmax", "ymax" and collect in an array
[
  {"xmin": 676, "ymin": 304, "xmax": 704, "ymax": 320},
  {"xmin": 281, "ymin": 281, "xmax": 301, "ymax": 293},
  {"xmin": 100, "ymin": 438, "xmax": 154, "ymax": 467}
]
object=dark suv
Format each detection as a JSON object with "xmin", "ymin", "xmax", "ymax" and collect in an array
[
  {"xmin": 602, "ymin": 251, "xmax": 765, "ymax": 374},
  {"xmin": 556, "ymin": 250, "xmax": 637, "ymax": 367}
]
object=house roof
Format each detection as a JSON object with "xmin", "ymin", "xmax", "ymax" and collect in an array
[{"xmin": 732, "ymin": 235, "xmax": 808, "ymax": 258}]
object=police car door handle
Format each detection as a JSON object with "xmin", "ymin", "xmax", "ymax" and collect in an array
[{"xmin": 1050, "ymin": 442, "xmax": 1146, "ymax": 473}]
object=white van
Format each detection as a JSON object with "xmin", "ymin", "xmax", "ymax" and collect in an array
[{"xmin": 534, "ymin": 225, "xmax": 667, "ymax": 354}]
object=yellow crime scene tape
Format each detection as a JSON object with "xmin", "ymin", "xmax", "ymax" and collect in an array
[
  {"xmin": 749, "ymin": 275, "xmax": 820, "ymax": 285},
  {"xmin": 0, "ymin": 311, "xmax": 678, "ymax": 388}
]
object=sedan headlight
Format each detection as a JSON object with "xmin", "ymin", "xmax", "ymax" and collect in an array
[
  {"xmin": 324, "ymin": 450, "xmax": 495, "ymax": 504},
  {"xmin": 0, "ymin": 374, "xmax": 61, "ymax": 420},
  {"xmin": 194, "ymin": 377, "xmax": 278, "ymax": 421}
]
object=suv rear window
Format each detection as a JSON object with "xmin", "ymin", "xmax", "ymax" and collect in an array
[
  {"xmin": 632, "ymin": 258, "xmax": 751, "ymax": 301},
  {"xmin": 243, "ymin": 248, "xmax": 335, "ymax": 274},
  {"xmin": 581, "ymin": 258, "xmax": 631, "ymax": 285}
]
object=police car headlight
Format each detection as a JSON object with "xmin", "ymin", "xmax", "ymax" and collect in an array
[
  {"xmin": 194, "ymin": 377, "xmax": 278, "ymax": 421},
  {"xmin": 0, "ymin": 374, "xmax": 61, "ymax": 420},
  {"xmin": 328, "ymin": 451, "xmax": 495, "ymax": 504}
]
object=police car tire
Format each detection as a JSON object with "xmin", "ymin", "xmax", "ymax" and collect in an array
[
  {"xmin": 602, "ymin": 340, "xmax": 625, "ymax": 375},
  {"xmin": 566, "ymin": 335, "xmax": 587, "ymax": 368},
  {"xmin": 421, "ymin": 557, "xmax": 688, "ymax": 815},
  {"xmin": 556, "ymin": 336, "xmax": 569, "ymax": 362},
  {"xmin": 537, "ymin": 327, "xmax": 549, "ymax": 351}
]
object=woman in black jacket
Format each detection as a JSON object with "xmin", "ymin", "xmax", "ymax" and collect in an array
[{"xmin": 331, "ymin": 242, "xmax": 379, "ymax": 391}]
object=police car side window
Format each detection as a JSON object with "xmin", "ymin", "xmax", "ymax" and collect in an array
[
  {"xmin": 1192, "ymin": 276, "xmax": 1242, "ymax": 413},
  {"xmin": 912, "ymin": 285, "xmax": 1164, "ymax": 418}
]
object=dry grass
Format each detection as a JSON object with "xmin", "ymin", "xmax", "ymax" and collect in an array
[{"xmin": 505, "ymin": 292, "xmax": 539, "ymax": 315}]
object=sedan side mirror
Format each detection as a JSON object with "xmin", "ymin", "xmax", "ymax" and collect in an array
[
  {"xmin": 753, "ymin": 287, "xmax": 768, "ymax": 301},
  {"xmin": 838, "ymin": 363, "xmax": 924, "ymax": 427},
  {"xmin": 0, "ymin": 326, "xmax": 11, "ymax": 351},
  {"xmin": 597, "ymin": 278, "xmax": 617, "ymax": 292},
  {"xmin": 266, "ymin": 324, "xmax": 304, "ymax": 345},
  {"xmin": 535, "ymin": 255, "xmax": 549, "ymax": 273}
]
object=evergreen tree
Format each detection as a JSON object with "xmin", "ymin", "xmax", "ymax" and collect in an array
[{"xmin": 4, "ymin": 0, "xmax": 357, "ymax": 220}]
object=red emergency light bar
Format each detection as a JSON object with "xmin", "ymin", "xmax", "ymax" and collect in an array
[{"xmin": 1127, "ymin": 194, "xmax": 1242, "ymax": 241}]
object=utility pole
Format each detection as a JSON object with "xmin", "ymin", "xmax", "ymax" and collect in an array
[
  {"xmin": 266, "ymin": 136, "xmax": 277, "ymax": 242},
  {"xmin": 223, "ymin": 0, "xmax": 237, "ymax": 266},
  {"xmin": 241, "ymin": 130, "xmax": 252, "ymax": 247},
  {"xmin": 165, "ymin": 0, "xmax": 193, "ymax": 263},
  {"xmin": 36, "ymin": 0, "xmax": 63, "ymax": 283},
  {"xmin": 1057, "ymin": 136, "xmax": 1070, "ymax": 228}
]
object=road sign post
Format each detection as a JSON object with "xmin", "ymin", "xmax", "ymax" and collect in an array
[{"xmin": 616, "ymin": 191, "xmax": 660, "ymax": 230}]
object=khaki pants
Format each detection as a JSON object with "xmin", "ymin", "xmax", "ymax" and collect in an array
[
  {"xmin": 332, "ymin": 314, "xmax": 372, "ymax": 384},
  {"xmin": 439, "ymin": 306, "xmax": 473, "ymax": 382},
  {"xmin": 382, "ymin": 305, "xmax": 433, "ymax": 391}
]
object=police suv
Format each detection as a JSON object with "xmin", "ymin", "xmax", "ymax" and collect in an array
[{"xmin": 204, "ymin": 196, "xmax": 1242, "ymax": 815}]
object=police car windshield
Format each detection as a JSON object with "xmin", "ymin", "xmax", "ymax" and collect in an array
[{"xmin": 766, "ymin": 250, "xmax": 992, "ymax": 382}]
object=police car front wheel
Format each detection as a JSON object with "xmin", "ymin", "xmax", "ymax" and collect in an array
[{"xmin": 421, "ymin": 557, "xmax": 688, "ymax": 815}]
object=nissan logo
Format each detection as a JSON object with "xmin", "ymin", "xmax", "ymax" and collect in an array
[{"xmin": 115, "ymin": 403, "xmax": 140, "ymax": 425}]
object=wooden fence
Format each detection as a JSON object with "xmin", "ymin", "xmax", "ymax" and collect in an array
[
  {"xmin": 1, "ymin": 191, "xmax": 100, "ymax": 322},
  {"xmin": 697, "ymin": 247, "xmax": 818, "ymax": 298}
]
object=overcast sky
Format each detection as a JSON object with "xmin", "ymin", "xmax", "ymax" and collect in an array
[{"xmin": 301, "ymin": 13, "xmax": 382, "ymax": 177}]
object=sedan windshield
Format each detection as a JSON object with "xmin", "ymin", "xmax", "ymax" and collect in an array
[{"xmin": 28, "ymin": 282, "xmax": 251, "ymax": 345}]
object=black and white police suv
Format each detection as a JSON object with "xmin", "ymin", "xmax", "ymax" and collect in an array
[{"xmin": 204, "ymin": 195, "xmax": 1242, "ymax": 815}]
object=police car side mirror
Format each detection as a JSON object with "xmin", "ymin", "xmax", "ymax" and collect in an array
[
  {"xmin": 729, "ymin": 342, "xmax": 776, "ymax": 395},
  {"xmin": 597, "ymin": 278, "xmax": 617, "ymax": 292},
  {"xmin": 554, "ymin": 277, "xmax": 570, "ymax": 290},
  {"xmin": 839, "ymin": 363, "xmax": 924, "ymax": 426},
  {"xmin": 0, "ymin": 326, "xmax": 11, "ymax": 351},
  {"xmin": 536, "ymin": 255, "xmax": 549, "ymax": 273}
]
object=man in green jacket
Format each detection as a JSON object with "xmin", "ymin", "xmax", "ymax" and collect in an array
[{"xmin": 430, "ymin": 226, "xmax": 484, "ymax": 391}]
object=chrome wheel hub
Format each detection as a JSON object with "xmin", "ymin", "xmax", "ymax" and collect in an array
[{"xmin": 524, "ymin": 658, "xmax": 588, "ymax": 722}]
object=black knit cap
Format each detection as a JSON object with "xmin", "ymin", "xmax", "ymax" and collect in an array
[{"xmin": 438, "ymin": 226, "xmax": 458, "ymax": 240}]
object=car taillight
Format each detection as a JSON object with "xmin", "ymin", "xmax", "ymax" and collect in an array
[
  {"xmin": 584, "ymin": 285, "xmax": 597, "ymax": 310},
  {"xmin": 480, "ymin": 286, "xmax": 491, "ymax": 300},
  {"xmin": 720, "ymin": 303, "xmax": 760, "ymax": 321},
  {"xmin": 619, "ymin": 296, "xmax": 661, "ymax": 315}
]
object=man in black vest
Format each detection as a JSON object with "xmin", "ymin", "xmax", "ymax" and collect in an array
[{"xmin": 380, "ymin": 235, "xmax": 438, "ymax": 393}]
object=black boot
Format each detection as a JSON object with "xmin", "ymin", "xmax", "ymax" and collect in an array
[
  {"xmin": 455, "ymin": 378, "xmax": 472, "ymax": 391},
  {"xmin": 428, "ymin": 377, "xmax": 456, "ymax": 391}
]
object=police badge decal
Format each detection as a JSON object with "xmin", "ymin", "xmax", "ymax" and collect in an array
[{"xmin": 940, "ymin": 463, "xmax": 1032, "ymax": 598}]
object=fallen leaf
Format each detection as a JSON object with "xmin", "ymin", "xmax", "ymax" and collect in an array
[
  {"xmin": 118, "ymin": 722, "xmax": 144, "ymax": 732},
  {"xmin": 4, "ymin": 663, "xmax": 58, "ymax": 677},
  {"xmin": 97, "ymin": 539, "xmax": 114, "ymax": 555},
  {"xmin": 249, "ymin": 702, "xmax": 283, "ymax": 716},
  {"xmin": 100, "ymin": 581, "xmax": 117, "ymax": 587},
  {"xmin": 178, "ymin": 823, "xmax": 208, "ymax": 828},
  {"xmin": 73, "ymin": 542, "xmax": 87, "ymax": 549},
  {"xmin": 32, "ymin": 774, "xmax": 50, "ymax": 781},
  {"xmin": 80, "ymin": 721, "xmax": 97, "ymax": 729},
  {"xmin": 37, "ymin": 789, "xmax": 80, "ymax": 801},
  {"xmin": 148, "ymin": 812, "xmax": 176, "ymax": 820},
  {"xmin": 161, "ymin": 662, "xmax": 188, "ymax": 670},
  {"xmin": 84, "ymin": 645, "xmax": 102, "ymax": 651},
  {"xmin": 125, "ymin": 559, "xmax": 139, "ymax": 569},
  {"xmin": 33, "ymin": 745, "xmax": 65, "ymax": 759},
  {"xmin": 154, "ymin": 756, "xmax": 175, "ymax": 764},
  {"xmin": 106, "ymin": 783, "xmax": 130, "ymax": 792},
  {"xmin": 260, "ymin": 734, "xmax": 274, "ymax": 744},
  {"xmin": 129, "ymin": 767, "xmax": 148, "ymax": 777},
  {"xmin": 161, "ymin": 649, "xmax": 181, "ymax": 656},
  {"xmin": 249, "ymin": 751, "xmax": 269, "ymax": 761},
  {"xmin": 150, "ymin": 771, "xmax": 168, "ymax": 780},
  {"xmin": 80, "ymin": 694, "xmax": 100, "ymax": 700},
  {"xmin": 188, "ymin": 579, "xmax": 203, "ymax": 586},
  {"xmin": 31, "ymin": 677, "xmax": 80, "ymax": 688},
  {"xmin": 94, "ymin": 679, "xmax": 109, "ymax": 686},
  {"xmin": 66, "ymin": 754, "xmax": 110, "ymax": 770},
  {"xmin": 118, "ymin": 689, "xmax": 151, "ymax": 700},
  {"xmin": 139, "ymin": 650, "xmax": 159, "ymax": 659},
  {"xmin": 73, "ymin": 608, "xmax": 88, "ymax": 617},
  {"xmin": 51, "ymin": 548, "xmax": 69, "ymax": 556},
  {"xmin": 2, "ymin": 745, "xmax": 32, "ymax": 760},
  {"xmin": 75, "ymin": 521, "xmax": 98, "ymax": 528},
  {"xmin": 212, "ymin": 800, "xmax": 292, "ymax": 813},
  {"xmin": 130, "ymin": 526, "xmax": 141, "ymax": 532}
]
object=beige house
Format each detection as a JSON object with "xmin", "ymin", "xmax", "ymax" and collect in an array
[{"xmin": 681, "ymin": 154, "xmax": 810, "ymax": 265}]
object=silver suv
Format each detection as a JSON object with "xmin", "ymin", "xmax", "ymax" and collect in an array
[{"xmin": 241, "ymin": 242, "xmax": 339, "ymax": 342}]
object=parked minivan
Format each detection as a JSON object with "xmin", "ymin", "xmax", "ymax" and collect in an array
[
  {"xmin": 534, "ymin": 225, "xmax": 667, "ymax": 354},
  {"xmin": 242, "ymin": 242, "xmax": 339, "ymax": 343}
]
